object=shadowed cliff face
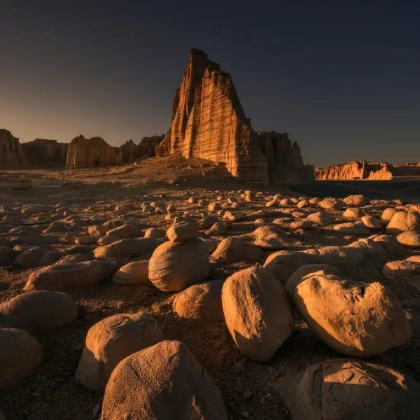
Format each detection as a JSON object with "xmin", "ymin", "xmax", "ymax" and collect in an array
[
  {"xmin": 22, "ymin": 139, "xmax": 68, "ymax": 168},
  {"xmin": 119, "ymin": 136, "xmax": 164, "ymax": 164},
  {"xmin": 315, "ymin": 161, "xmax": 394, "ymax": 180},
  {"xmin": 159, "ymin": 49, "xmax": 269, "ymax": 187},
  {"xmin": 0, "ymin": 129, "xmax": 27, "ymax": 168}
]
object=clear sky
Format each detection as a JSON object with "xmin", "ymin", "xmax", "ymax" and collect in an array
[{"xmin": 1, "ymin": 0, "xmax": 419, "ymax": 166}]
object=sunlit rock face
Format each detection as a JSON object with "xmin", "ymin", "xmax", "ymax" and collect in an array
[
  {"xmin": 316, "ymin": 160, "xmax": 394, "ymax": 180},
  {"xmin": 0, "ymin": 129, "xmax": 27, "ymax": 168},
  {"xmin": 66, "ymin": 135, "xmax": 121, "ymax": 168},
  {"xmin": 257, "ymin": 131, "xmax": 315, "ymax": 181},
  {"xmin": 158, "ymin": 49, "xmax": 269, "ymax": 187},
  {"xmin": 22, "ymin": 139, "xmax": 68, "ymax": 168}
]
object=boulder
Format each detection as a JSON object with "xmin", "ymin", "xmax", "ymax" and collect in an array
[
  {"xmin": 285, "ymin": 264, "xmax": 343, "ymax": 293},
  {"xmin": 76, "ymin": 313, "xmax": 163, "ymax": 392},
  {"xmin": 343, "ymin": 194, "xmax": 369, "ymax": 206},
  {"xmin": 381, "ymin": 207, "xmax": 397, "ymax": 222},
  {"xmin": 0, "ymin": 328, "xmax": 43, "ymax": 390},
  {"xmin": 111, "ymin": 261, "xmax": 151, "ymax": 286},
  {"xmin": 148, "ymin": 238, "xmax": 209, "ymax": 292},
  {"xmin": 0, "ymin": 247, "xmax": 16, "ymax": 267},
  {"xmin": 222, "ymin": 266, "xmax": 293, "ymax": 361},
  {"xmin": 387, "ymin": 211, "xmax": 420, "ymax": 235},
  {"xmin": 286, "ymin": 360, "xmax": 420, "ymax": 420},
  {"xmin": 382, "ymin": 259, "xmax": 420, "ymax": 281},
  {"xmin": 305, "ymin": 212, "xmax": 334, "ymax": 226},
  {"xmin": 94, "ymin": 238, "xmax": 163, "ymax": 259},
  {"xmin": 238, "ymin": 225, "xmax": 291, "ymax": 250},
  {"xmin": 173, "ymin": 280, "xmax": 224, "ymax": 323},
  {"xmin": 24, "ymin": 260, "xmax": 118, "ymax": 292},
  {"xmin": 333, "ymin": 221, "xmax": 371, "ymax": 235},
  {"xmin": 292, "ymin": 273, "xmax": 411, "ymax": 357},
  {"xmin": 361, "ymin": 215, "xmax": 382, "ymax": 230},
  {"xmin": 100, "ymin": 340, "xmax": 228, "ymax": 420},
  {"xmin": 0, "ymin": 291, "xmax": 77, "ymax": 332},
  {"xmin": 14, "ymin": 247, "xmax": 63, "ymax": 268},
  {"xmin": 397, "ymin": 231, "xmax": 420, "ymax": 247},
  {"xmin": 211, "ymin": 238, "xmax": 263, "ymax": 263},
  {"xmin": 166, "ymin": 220, "xmax": 198, "ymax": 243},
  {"xmin": 343, "ymin": 208, "xmax": 363, "ymax": 219}
]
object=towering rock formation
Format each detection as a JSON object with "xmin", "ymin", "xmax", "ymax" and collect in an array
[
  {"xmin": 0, "ymin": 130, "xmax": 27, "ymax": 168},
  {"xmin": 159, "ymin": 49, "xmax": 269, "ymax": 186},
  {"xmin": 21, "ymin": 139, "xmax": 68, "ymax": 168},
  {"xmin": 257, "ymin": 131, "xmax": 314, "ymax": 181},
  {"xmin": 66, "ymin": 136, "xmax": 122, "ymax": 168},
  {"xmin": 316, "ymin": 161, "xmax": 394, "ymax": 180},
  {"xmin": 119, "ymin": 135, "xmax": 164, "ymax": 164}
]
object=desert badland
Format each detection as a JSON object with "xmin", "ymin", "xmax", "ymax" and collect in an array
[{"xmin": 1, "ymin": 35, "xmax": 420, "ymax": 420}]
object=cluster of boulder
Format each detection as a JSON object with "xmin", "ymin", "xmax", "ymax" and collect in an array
[{"xmin": 1, "ymin": 187, "xmax": 420, "ymax": 418}]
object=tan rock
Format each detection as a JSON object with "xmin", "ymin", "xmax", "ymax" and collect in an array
[
  {"xmin": 0, "ymin": 291, "xmax": 77, "ymax": 332},
  {"xmin": 111, "ymin": 261, "xmax": 151, "ymax": 286},
  {"xmin": 382, "ymin": 259, "xmax": 420, "ymax": 281},
  {"xmin": 381, "ymin": 207, "xmax": 397, "ymax": 222},
  {"xmin": 333, "ymin": 221, "xmax": 371, "ymax": 235},
  {"xmin": 148, "ymin": 238, "xmax": 209, "ymax": 292},
  {"xmin": 94, "ymin": 238, "xmax": 162, "ymax": 259},
  {"xmin": 343, "ymin": 194, "xmax": 369, "ymax": 206},
  {"xmin": 387, "ymin": 211, "xmax": 420, "ymax": 235},
  {"xmin": 286, "ymin": 360, "xmax": 420, "ymax": 420},
  {"xmin": 166, "ymin": 220, "xmax": 198, "ymax": 243},
  {"xmin": 76, "ymin": 313, "xmax": 163, "ymax": 392},
  {"xmin": 238, "ymin": 225, "xmax": 292, "ymax": 250},
  {"xmin": 397, "ymin": 231, "xmax": 420, "ymax": 247},
  {"xmin": 173, "ymin": 279, "xmax": 224, "ymax": 323},
  {"xmin": 24, "ymin": 260, "xmax": 118, "ymax": 292},
  {"xmin": 222, "ymin": 266, "xmax": 293, "ymax": 361},
  {"xmin": 315, "ymin": 160, "xmax": 393, "ymax": 180},
  {"xmin": 292, "ymin": 273, "xmax": 411, "ymax": 357},
  {"xmin": 101, "ymin": 340, "xmax": 228, "ymax": 419},
  {"xmin": 211, "ymin": 238, "xmax": 263, "ymax": 263},
  {"xmin": 361, "ymin": 215, "xmax": 382, "ymax": 230},
  {"xmin": 0, "ymin": 328, "xmax": 43, "ymax": 390}
]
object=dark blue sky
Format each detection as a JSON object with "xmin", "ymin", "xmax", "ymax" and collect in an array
[{"xmin": 1, "ymin": 0, "xmax": 419, "ymax": 166}]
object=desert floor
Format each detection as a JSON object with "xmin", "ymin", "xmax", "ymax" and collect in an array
[{"xmin": 1, "ymin": 156, "xmax": 420, "ymax": 420}]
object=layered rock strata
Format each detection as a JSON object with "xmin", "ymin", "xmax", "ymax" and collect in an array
[
  {"xmin": 158, "ymin": 49, "xmax": 269, "ymax": 186},
  {"xmin": 316, "ymin": 161, "xmax": 394, "ymax": 180},
  {"xmin": 66, "ymin": 136, "xmax": 122, "ymax": 168},
  {"xmin": 22, "ymin": 139, "xmax": 68, "ymax": 168},
  {"xmin": 0, "ymin": 130, "xmax": 27, "ymax": 168}
]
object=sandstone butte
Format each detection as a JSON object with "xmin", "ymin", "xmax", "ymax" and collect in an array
[
  {"xmin": 157, "ymin": 48, "xmax": 314, "ymax": 186},
  {"xmin": 21, "ymin": 139, "xmax": 68, "ymax": 168},
  {"xmin": 0, "ymin": 129, "xmax": 27, "ymax": 168},
  {"xmin": 315, "ymin": 160, "xmax": 394, "ymax": 180}
]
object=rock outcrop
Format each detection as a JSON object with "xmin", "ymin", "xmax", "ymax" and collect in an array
[
  {"xmin": 21, "ymin": 139, "xmax": 68, "ymax": 168},
  {"xmin": 158, "ymin": 49, "xmax": 269, "ymax": 186},
  {"xmin": 0, "ymin": 130, "xmax": 27, "ymax": 168},
  {"xmin": 316, "ymin": 160, "xmax": 394, "ymax": 180},
  {"xmin": 119, "ymin": 135, "xmax": 164, "ymax": 164},
  {"xmin": 257, "ymin": 131, "xmax": 314, "ymax": 181},
  {"xmin": 66, "ymin": 136, "xmax": 122, "ymax": 168}
]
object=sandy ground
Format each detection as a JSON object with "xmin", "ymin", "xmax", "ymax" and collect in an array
[{"xmin": 0, "ymin": 156, "xmax": 419, "ymax": 420}]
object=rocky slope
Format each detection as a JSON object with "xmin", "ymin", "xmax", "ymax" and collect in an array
[
  {"xmin": 0, "ymin": 130, "xmax": 27, "ymax": 168},
  {"xmin": 66, "ymin": 136, "xmax": 122, "ymax": 168},
  {"xmin": 22, "ymin": 139, "xmax": 68, "ymax": 168},
  {"xmin": 316, "ymin": 161, "xmax": 394, "ymax": 180}
]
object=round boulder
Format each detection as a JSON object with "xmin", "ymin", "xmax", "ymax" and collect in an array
[
  {"xmin": 0, "ymin": 328, "xmax": 43, "ymax": 390},
  {"xmin": 76, "ymin": 312, "xmax": 163, "ymax": 392},
  {"xmin": 222, "ymin": 266, "xmax": 294, "ymax": 361},
  {"xmin": 292, "ymin": 273, "xmax": 411, "ymax": 357},
  {"xmin": 148, "ymin": 238, "xmax": 209, "ymax": 292},
  {"xmin": 173, "ymin": 280, "xmax": 224, "ymax": 323},
  {"xmin": 101, "ymin": 340, "xmax": 228, "ymax": 420},
  {"xmin": 111, "ymin": 261, "xmax": 151, "ymax": 286},
  {"xmin": 0, "ymin": 291, "xmax": 77, "ymax": 332}
]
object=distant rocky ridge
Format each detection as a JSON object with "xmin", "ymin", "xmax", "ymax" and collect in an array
[
  {"xmin": 21, "ymin": 139, "xmax": 68, "ymax": 168},
  {"xmin": 0, "ymin": 129, "xmax": 27, "ymax": 168},
  {"xmin": 315, "ymin": 160, "xmax": 420, "ymax": 180},
  {"xmin": 158, "ymin": 49, "xmax": 312, "ymax": 186}
]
